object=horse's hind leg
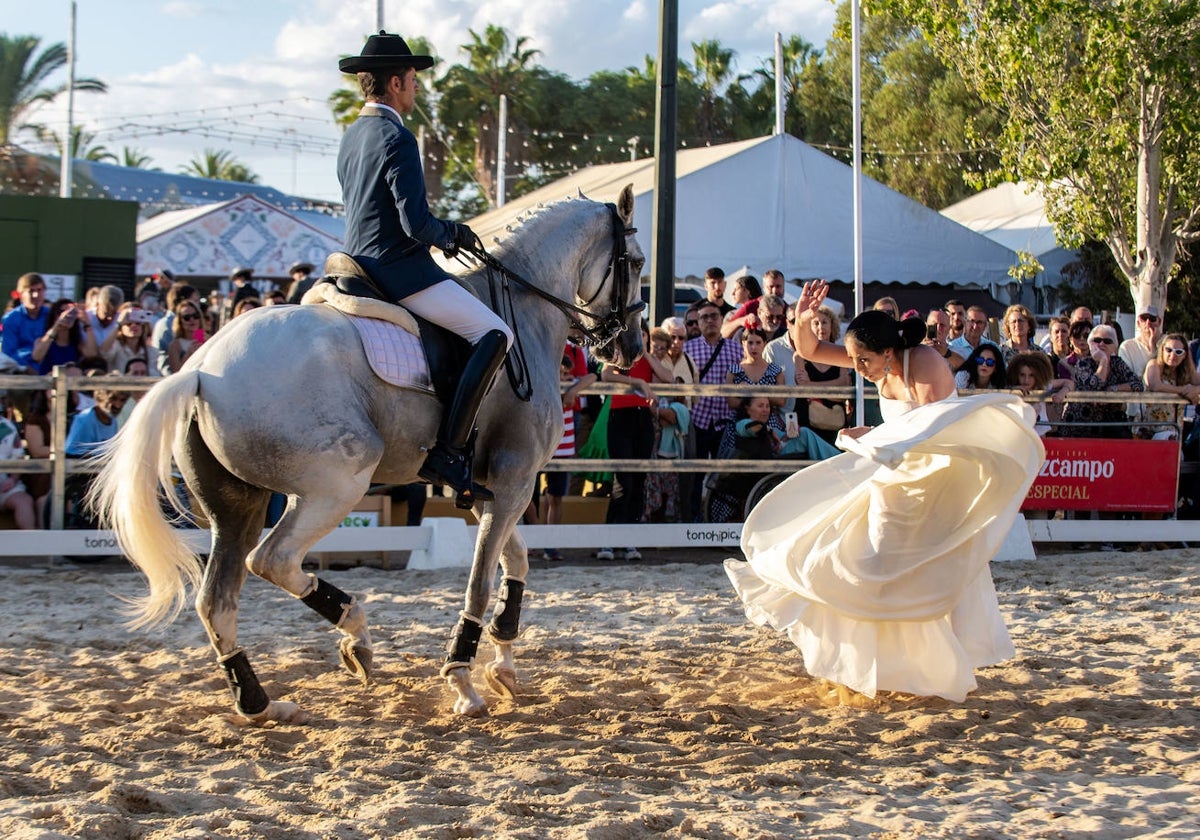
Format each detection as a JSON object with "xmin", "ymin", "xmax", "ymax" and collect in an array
[
  {"xmin": 242, "ymin": 461, "xmax": 380, "ymax": 686},
  {"xmin": 180, "ymin": 422, "xmax": 308, "ymax": 725}
]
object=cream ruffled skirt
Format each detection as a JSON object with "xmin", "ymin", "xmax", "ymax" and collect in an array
[{"xmin": 725, "ymin": 394, "xmax": 1044, "ymax": 701}]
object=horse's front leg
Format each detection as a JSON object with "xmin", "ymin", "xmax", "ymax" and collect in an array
[
  {"xmin": 483, "ymin": 529, "xmax": 531, "ymax": 698},
  {"xmin": 442, "ymin": 501, "xmax": 529, "ymax": 716}
]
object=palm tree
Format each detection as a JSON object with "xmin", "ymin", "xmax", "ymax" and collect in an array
[
  {"xmin": 0, "ymin": 34, "xmax": 106, "ymax": 146},
  {"xmin": 739, "ymin": 35, "xmax": 820, "ymax": 139},
  {"xmin": 37, "ymin": 125, "xmax": 116, "ymax": 162},
  {"xmin": 181, "ymin": 148, "xmax": 259, "ymax": 183},
  {"xmin": 691, "ymin": 39, "xmax": 737, "ymax": 143},
  {"xmin": 120, "ymin": 147, "xmax": 155, "ymax": 169},
  {"xmin": 440, "ymin": 24, "xmax": 541, "ymax": 206}
]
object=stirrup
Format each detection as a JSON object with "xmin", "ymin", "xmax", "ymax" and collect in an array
[{"xmin": 454, "ymin": 482, "xmax": 495, "ymax": 509}]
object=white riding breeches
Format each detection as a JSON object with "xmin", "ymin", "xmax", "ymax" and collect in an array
[{"xmin": 400, "ymin": 280, "xmax": 514, "ymax": 348}]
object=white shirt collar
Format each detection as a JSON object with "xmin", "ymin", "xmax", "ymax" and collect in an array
[{"xmin": 364, "ymin": 102, "xmax": 403, "ymax": 121}]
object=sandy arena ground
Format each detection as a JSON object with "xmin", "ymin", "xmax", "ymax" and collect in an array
[{"xmin": 0, "ymin": 546, "xmax": 1196, "ymax": 839}]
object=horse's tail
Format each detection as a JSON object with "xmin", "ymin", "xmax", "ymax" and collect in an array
[{"xmin": 88, "ymin": 369, "xmax": 204, "ymax": 629}]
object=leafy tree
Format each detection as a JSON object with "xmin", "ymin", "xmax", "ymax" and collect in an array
[
  {"xmin": 732, "ymin": 35, "xmax": 820, "ymax": 140},
  {"xmin": 438, "ymin": 24, "xmax": 541, "ymax": 207},
  {"xmin": 794, "ymin": 4, "xmax": 1000, "ymax": 208},
  {"xmin": 690, "ymin": 39, "xmax": 737, "ymax": 143},
  {"xmin": 0, "ymin": 34, "xmax": 106, "ymax": 146},
  {"xmin": 181, "ymin": 148, "xmax": 259, "ymax": 183},
  {"xmin": 120, "ymin": 147, "xmax": 156, "ymax": 169},
  {"xmin": 879, "ymin": 0, "xmax": 1200, "ymax": 314},
  {"xmin": 37, "ymin": 125, "xmax": 116, "ymax": 162}
]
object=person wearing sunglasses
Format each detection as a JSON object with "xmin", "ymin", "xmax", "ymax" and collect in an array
[
  {"xmin": 1061, "ymin": 323, "xmax": 1144, "ymax": 438},
  {"xmin": 166, "ymin": 301, "xmax": 207, "ymax": 375},
  {"xmin": 954, "ymin": 345, "xmax": 1008, "ymax": 391},
  {"xmin": 1143, "ymin": 333, "xmax": 1200, "ymax": 429},
  {"xmin": 1117, "ymin": 306, "xmax": 1164, "ymax": 379}
]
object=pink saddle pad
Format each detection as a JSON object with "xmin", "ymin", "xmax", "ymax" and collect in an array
[{"xmin": 349, "ymin": 315, "xmax": 434, "ymax": 393}]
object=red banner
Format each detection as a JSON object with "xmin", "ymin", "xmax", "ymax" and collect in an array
[{"xmin": 1022, "ymin": 437, "xmax": 1180, "ymax": 512}]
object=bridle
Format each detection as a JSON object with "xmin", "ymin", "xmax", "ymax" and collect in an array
[{"xmin": 463, "ymin": 202, "xmax": 646, "ymax": 400}]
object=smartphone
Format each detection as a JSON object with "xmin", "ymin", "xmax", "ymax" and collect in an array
[
  {"xmin": 785, "ymin": 411, "xmax": 800, "ymax": 438},
  {"xmin": 926, "ymin": 324, "xmax": 938, "ymax": 340}
]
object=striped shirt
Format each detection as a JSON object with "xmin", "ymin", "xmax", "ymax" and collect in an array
[{"xmin": 556, "ymin": 400, "xmax": 576, "ymax": 457}]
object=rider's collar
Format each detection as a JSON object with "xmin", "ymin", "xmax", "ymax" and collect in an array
[{"xmin": 361, "ymin": 102, "xmax": 403, "ymax": 122}]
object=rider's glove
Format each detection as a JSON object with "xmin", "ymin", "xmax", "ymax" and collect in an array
[{"xmin": 443, "ymin": 223, "xmax": 477, "ymax": 259}]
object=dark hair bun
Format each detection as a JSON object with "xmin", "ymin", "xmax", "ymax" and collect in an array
[{"xmin": 898, "ymin": 316, "xmax": 927, "ymax": 349}]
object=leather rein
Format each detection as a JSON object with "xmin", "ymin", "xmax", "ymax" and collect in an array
[{"xmin": 463, "ymin": 202, "xmax": 646, "ymax": 401}]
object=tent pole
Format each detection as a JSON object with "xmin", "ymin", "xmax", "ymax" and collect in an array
[{"xmin": 851, "ymin": 0, "xmax": 864, "ymax": 422}]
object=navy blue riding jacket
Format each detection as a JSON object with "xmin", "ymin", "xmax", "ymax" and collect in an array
[{"xmin": 337, "ymin": 104, "xmax": 457, "ymax": 300}]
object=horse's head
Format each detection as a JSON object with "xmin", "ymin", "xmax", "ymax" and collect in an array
[{"xmin": 577, "ymin": 184, "xmax": 646, "ymax": 368}]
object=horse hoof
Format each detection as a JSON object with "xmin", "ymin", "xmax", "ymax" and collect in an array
[
  {"xmin": 339, "ymin": 640, "xmax": 373, "ymax": 685},
  {"xmin": 484, "ymin": 662, "xmax": 518, "ymax": 699},
  {"xmin": 235, "ymin": 700, "xmax": 311, "ymax": 727},
  {"xmin": 453, "ymin": 697, "xmax": 490, "ymax": 718}
]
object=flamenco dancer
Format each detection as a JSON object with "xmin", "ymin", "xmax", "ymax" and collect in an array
[{"xmin": 725, "ymin": 280, "xmax": 1044, "ymax": 701}]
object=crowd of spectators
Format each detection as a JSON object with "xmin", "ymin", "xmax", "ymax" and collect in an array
[
  {"xmin": 0, "ymin": 266, "xmax": 290, "ymax": 530},
  {"xmin": 547, "ymin": 274, "xmax": 1200, "ymax": 543},
  {"xmin": 6, "ymin": 262, "xmax": 1197, "ymax": 540}
]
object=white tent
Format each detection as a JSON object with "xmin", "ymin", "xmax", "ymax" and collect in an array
[
  {"xmin": 136, "ymin": 194, "xmax": 343, "ymax": 279},
  {"xmin": 941, "ymin": 181, "xmax": 1078, "ymax": 282},
  {"xmin": 466, "ymin": 134, "xmax": 1018, "ymax": 287}
]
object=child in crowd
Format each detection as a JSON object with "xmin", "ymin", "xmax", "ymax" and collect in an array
[
  {"xmin": 0, "ymin": 400, "xmax": 37, "ymax": 529},
  {"xmin": 541, "ymin": 353, "xmax": 596, "ymax": 561}
]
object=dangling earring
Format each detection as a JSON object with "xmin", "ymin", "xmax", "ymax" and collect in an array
[{"xmin": 883, "ymin": 354, "xmax": 892, "ymax": 375}]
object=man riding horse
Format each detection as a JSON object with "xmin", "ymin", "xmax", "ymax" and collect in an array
[{"xmin": 337, "ymin": 32, "xmax": 514, "ymax": 504}]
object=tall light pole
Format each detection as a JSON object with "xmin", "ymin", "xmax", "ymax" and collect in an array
[
  {"xmin": 649, "ymin": 0, "xmax": 678, "ymax": 327},
  {"xmin": 497, "ymin": 94, "xmax": 508, "ymax": 208},
  {"xmin": 59, "ymin": 1, "xmax": 77, "ymax": 198}
]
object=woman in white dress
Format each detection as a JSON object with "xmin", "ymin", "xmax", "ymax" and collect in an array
[{"xmin": 726, "ymin": 280, "xmax": 1044, "ymax": 701}]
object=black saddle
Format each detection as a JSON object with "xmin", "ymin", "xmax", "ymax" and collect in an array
[{"xmin": 319, "ymin": 253, "xmax": 471, "ymax": 404}]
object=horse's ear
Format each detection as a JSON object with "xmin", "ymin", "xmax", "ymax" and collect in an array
[{"xmin": 617, "ymin": 184, "xmax": 635, "ymax": 226}]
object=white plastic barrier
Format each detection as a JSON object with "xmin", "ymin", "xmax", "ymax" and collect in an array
[{"xmin": 2, "ymin": 517, "xmax": 1195, "ymax": 565}]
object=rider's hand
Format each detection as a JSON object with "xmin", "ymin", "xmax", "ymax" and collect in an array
[{"xmin": 443, "ymin": 223, "xmax": 477, "ymax": 258}]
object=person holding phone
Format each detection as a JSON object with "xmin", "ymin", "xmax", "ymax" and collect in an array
[
  {"xmin": 165, "ymin": 301, "xmax": 206, "ymax": 374},
  {"xmin": 100, "ymin": 302, "xmax": 156, "ymax": 375},
  {"xmin": 923, "ymin": 308, "xmax": 964, "ymax": 369},
  {"xmin": 31, "ymin": 298, "xmax": 98, "ymax": 374}
]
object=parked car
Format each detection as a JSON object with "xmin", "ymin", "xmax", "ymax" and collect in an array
[{"xmin": 639, "ymin": 282, "xmax": 707, "ymax": 319}]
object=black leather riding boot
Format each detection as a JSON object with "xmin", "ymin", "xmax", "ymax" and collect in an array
[{"xmin": 419, "ymin": 329, "xmax": 509, "ymax": 504}]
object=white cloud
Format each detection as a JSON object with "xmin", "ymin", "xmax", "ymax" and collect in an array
[
  {"xmin": 161, "ymin": 1, "xmax": 205, "ymax": 19},
  {"xmin": 18, "ymin": 0, "xmax": 836, "ymax": 201}
]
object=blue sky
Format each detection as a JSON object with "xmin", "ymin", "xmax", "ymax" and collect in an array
[{"xmin": 4, "ymin": 0, "xmax": 837, "ymax": 202}]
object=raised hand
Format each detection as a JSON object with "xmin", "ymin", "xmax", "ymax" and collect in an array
[{"xmin": 796, "ymin": 279, "xmax": 829, "ymax": 319}]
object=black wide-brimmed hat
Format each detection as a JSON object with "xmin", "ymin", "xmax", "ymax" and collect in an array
[{"xmin": 339, "ymin": 31, "xmax": 434, "ymax": 73}]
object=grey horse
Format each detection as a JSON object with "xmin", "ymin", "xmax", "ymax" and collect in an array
[{"xmin": 90, "ymin": 186, "xmax": 644, "ymax": 722}]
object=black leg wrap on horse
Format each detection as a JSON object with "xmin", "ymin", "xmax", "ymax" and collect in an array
[
  {"xmin": 220, "ymin": 649, "xmax": 270, "ymax": 717},
  {"xmin": 443, "ymin": 614, "xmax": 484, "ymax": 671},
  {"xmin": 300, "ymin": 577, "xmax": 355, "ymax": 627},
  {"xmin": 487, "ymin": 578, "xmax": 525, "ymax": 642}
]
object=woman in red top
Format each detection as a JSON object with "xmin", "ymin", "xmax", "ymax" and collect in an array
[{"xmin": 599, "ymin": 322, "xmax": 671, "ymax": 559}]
